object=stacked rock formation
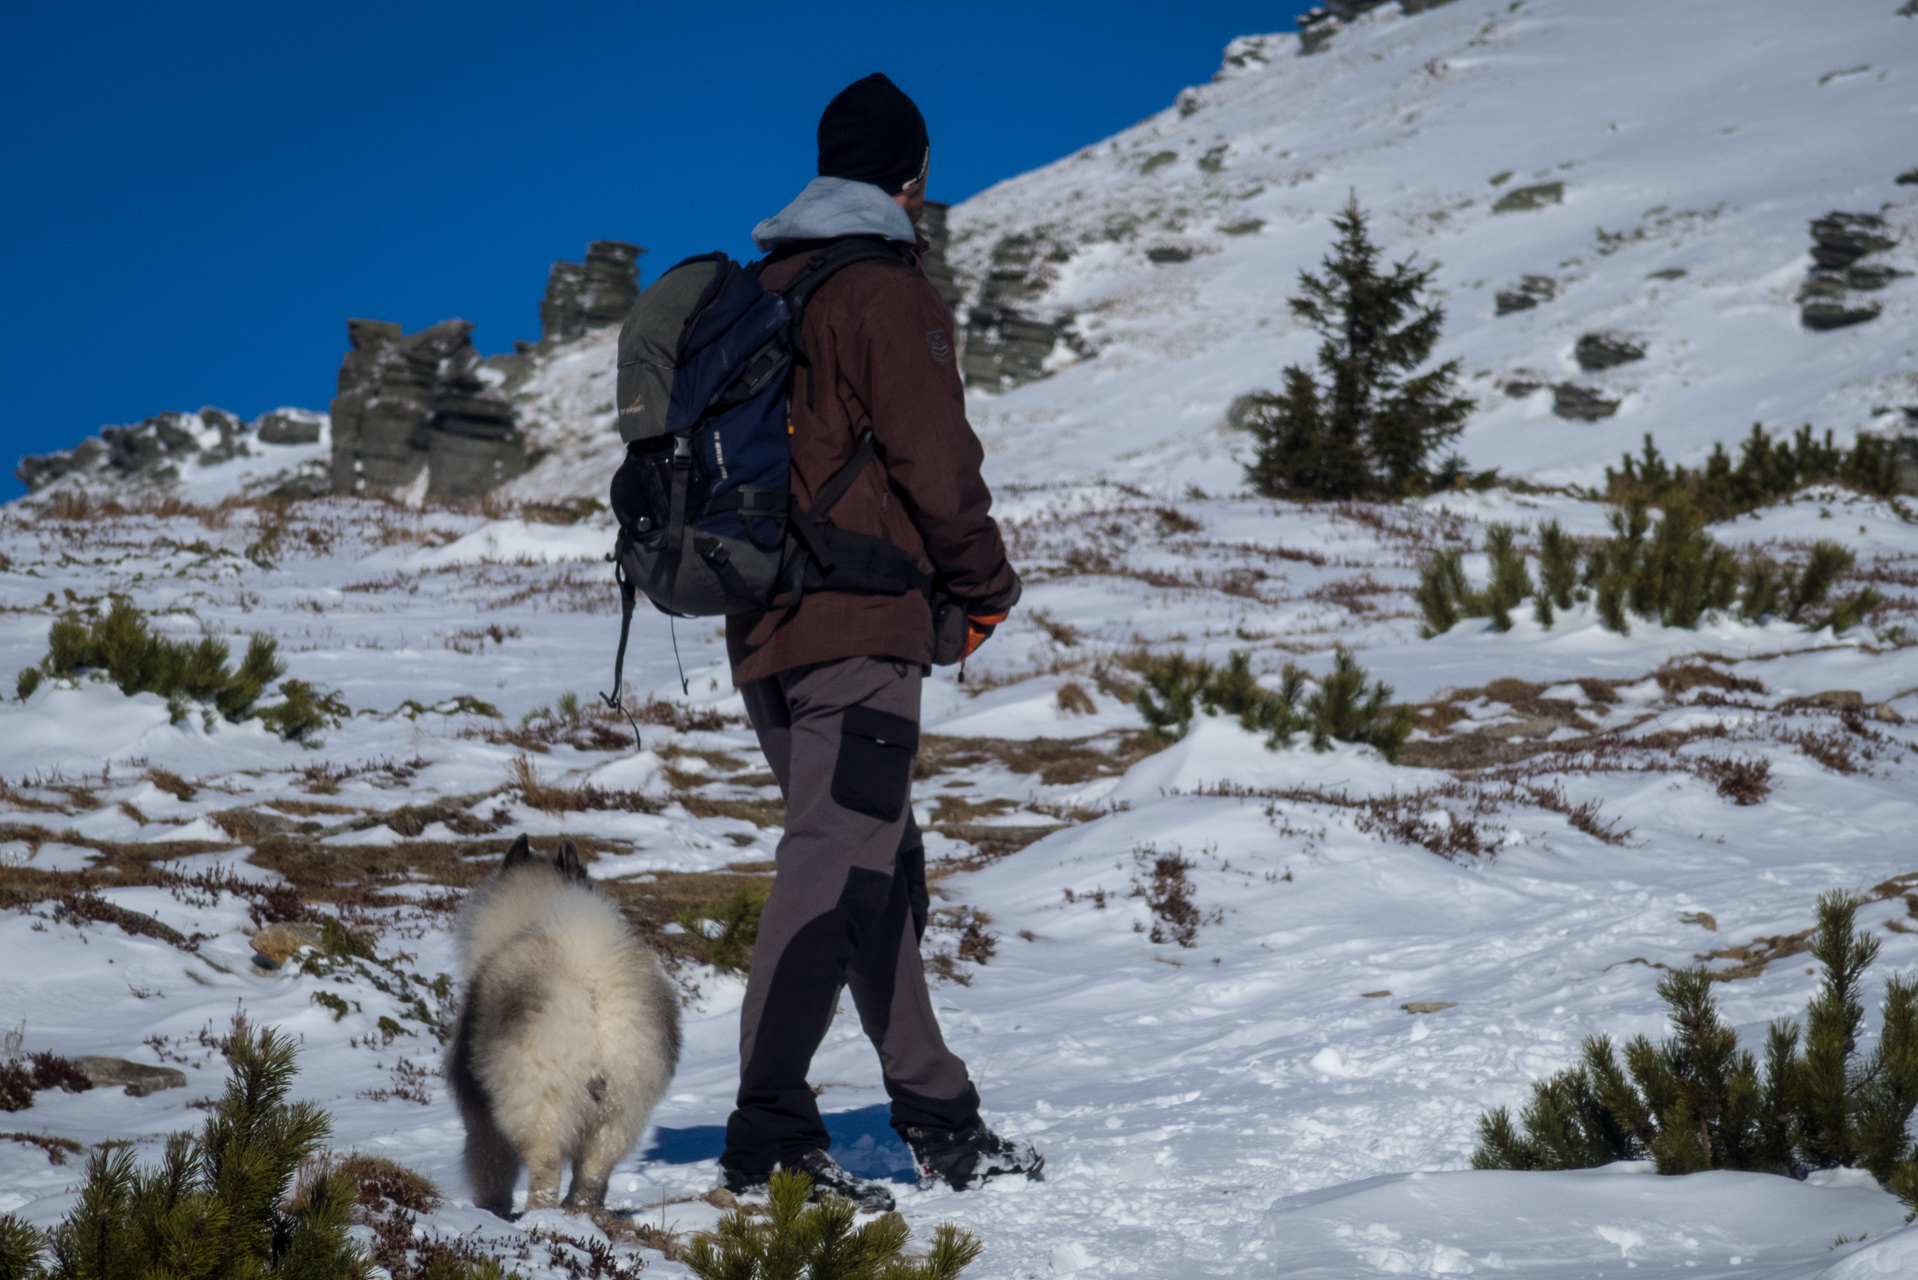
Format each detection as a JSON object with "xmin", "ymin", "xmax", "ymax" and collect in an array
[
  {"xmin": 917, "ymin": 201, "xmax": 964, "ymax": 316},
  {"xmin": 540, "ymin": 240, "xmax": 645, "ymax": 344},
  {"xmin": 327, "ymin": 318, "xmax": 526, "ymax": 500}
]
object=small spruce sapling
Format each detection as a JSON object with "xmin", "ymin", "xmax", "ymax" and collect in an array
[
  {"xmin": 1482, "ymin": 524, "xmax": 1532, "ymax": 632},
  {"xmin": 683, "ymin": 1169, "xmax": 981, "ymax": 1280},
  {"xmin": 1242, "ymin": 195, "xmax": 1474, "ymax": 498}
]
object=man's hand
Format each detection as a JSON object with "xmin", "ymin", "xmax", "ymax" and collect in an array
[{"xmin": 963, "ymin": 609, "xmax": 1008, "ymax": 660}]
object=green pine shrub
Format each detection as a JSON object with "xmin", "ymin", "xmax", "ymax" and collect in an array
[
  {"xmin": 684, "ymin": 1169, "xmax": 981, "ymax": 1280},
  {"xmin": 1606, "ymin": 426, "xmax": 1903, "ymax": 522},
  {"xmin": 674, "ymin": 883, "xmax": 772, "ymax": 975},
  {"xmin": 1133, "ymin": 649, "xmax": 1409, "ymax": 760},
  {"xmin": 6, "ymin": 1016, "xmax": 365, "ymax": 1279},
  {"xmin": 1241, "ymin": 196, "xmax": 1475, "ymax": 499},
  {"xmin": 13, "ymin": 598, "xmax": 346, "ymax": 741},
  {"xmin": 1473, "ymin": 894, "xmax": 1918, "ymax": 1217},
  {"xmin": 1, "ymin": 1018, "xmax": 503, "ymax": 1280},
  {"xmin": 1415, "ymin": 504, "xmax": 1880, "ymax": 638}
]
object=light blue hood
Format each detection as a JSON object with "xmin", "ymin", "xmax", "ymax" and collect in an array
[{"xmin": 751, "ymin": 176, "xmax": 917, "ymax": 251}]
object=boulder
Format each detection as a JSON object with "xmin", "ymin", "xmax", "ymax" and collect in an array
[
  {"xmin": 250, "ymin": 920, "xmax": 324, "ymax": 966},
  {"xmin": 1501, "ymin": 376, "xmax": 1547, "ymax": 398},
  {"xmin": 540, "ymin": 240, "xmax": 645, "ymax": 344},
  {"xmin": 1845, "ymin": 263, "xmax": 1908, "ymax": 291},
  {"xmin": 1552, "ymin": 384, "xmax": 1620, "ymax": 421},
  {"xmin": 77, "ymin": 1057, "xmax": 188, "ymax": 1097},
  {"xmin": 1801, "ymin": 300, "xmax": 1881, "ymax": 331},
  {"xmin": 1575, "ymin": 332, "xmax": 1646, "ymax": 372},
  {"xmin": 1899, "ymin": 169, "xmax": 1918, "ymax": 185},
  {"xmin": 256, "ymin": 410, "xmax": 323, "ymax": 445},
  {"xmin": 1492, "ymin": 182, "xmax": 1564, "ymax": 214}
]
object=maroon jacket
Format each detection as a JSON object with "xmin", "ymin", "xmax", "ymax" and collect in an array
[{"xmin": 724, "ymin": 240, "xmax": 1018, "ymax": 684}]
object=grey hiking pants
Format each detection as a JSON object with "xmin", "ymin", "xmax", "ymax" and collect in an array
[{"xmin": 721, "ymin": 655, "xmax": 980, "ymax": 1176}]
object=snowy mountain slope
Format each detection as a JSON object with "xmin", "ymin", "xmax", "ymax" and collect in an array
[
  {"xmin": 948, "ymin": 0, "xmax": 1918, "ymax": 494},
  {"xmin": 5, "ymin": 475, "xmax": 1918, "ymax": 1276}
]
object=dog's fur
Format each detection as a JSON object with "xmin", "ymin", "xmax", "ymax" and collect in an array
[{"xmin": 445, "ymin": 835, "xmax": 680, "ymax": 1214}]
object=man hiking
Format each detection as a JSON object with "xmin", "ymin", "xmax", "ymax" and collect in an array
[{"xmin": 717, "ymin": 72, "xmax": 1041, "ymax": 1212}]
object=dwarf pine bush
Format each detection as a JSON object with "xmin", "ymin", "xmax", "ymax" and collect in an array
[
  {"xmin": 1606, "ymin": 427, "xmax": 1903, "ymax": 522},
  {"xmin": 674, "ymin": 883, "xmax": 772, "ymax": 975},
  {"xmin": 1135, "ymin": 649, "xmax": 1409, "ymax": 760},
  {"xmin": 13, "ymin": 599, "xmax": 346, "ymax": 740},
  {"xmin": 684, "ymin": 1169, "xmax": 981, "ymax": 1280},
  {"xmin": 0, "ymin": 1017, "xmax": 381, "ymax": 1279},
  {"xmin": 1473, "ymin": 894, "xmax": 1918, "ymax": 1217},
  {"xmin": 1415, "ymin": 504, "xmax": 1880, "ymax": 638}
]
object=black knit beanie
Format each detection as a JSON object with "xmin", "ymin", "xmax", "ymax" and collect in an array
[{"xmin": 816, "ymin": 73, "xmax": 929, "ymax": 195}]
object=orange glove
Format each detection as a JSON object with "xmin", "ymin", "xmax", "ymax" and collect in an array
[{"xmin": 963, "ymin": 610, "xmax": 1008, "ymax": 660}]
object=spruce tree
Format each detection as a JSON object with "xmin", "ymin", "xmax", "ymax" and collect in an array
[{"xmin": 1243, "ymin": 195, "xmax": 1474, "ymax": 498}]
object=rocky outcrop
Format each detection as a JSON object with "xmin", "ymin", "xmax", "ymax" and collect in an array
[
  {"xmin": 1298, "ymin": 1, "xmax": 1459, "ymax": 54},
  {"xmin": 540, "ymin": 240, "xmax": 645, "ymax": 344},
  {"xmin": 1495, "ymin": 275, "xmax": 1557, "ymax": 314},
  {"xmin": 1552, "ymin": 385, "xmax": 1620, "ymax": 421},
  {"xmin": 1493, "ymin": 182, "xmax": 1564, "ymax": 214},
  {"xmin": 917, "ymin": 201, "xmax": 964, "ymax": 315},
  {"xmin": 1575, "ymin": 333, "xmax": 1646, "ymax": 371},
  {"xmin": 328, "ymin": 318, "xmax": 527, "ymax": 500},
  {"xmin": 960, "ymin": 233, "xmax": 1070, "ymax": 391},
  {"xmin": 1800, "ymin": 212, "xmax": 1901, "ymax": 331},
  {"xmin": 15, "ymin": 407, "xmax": 327, "ymax": 494}
]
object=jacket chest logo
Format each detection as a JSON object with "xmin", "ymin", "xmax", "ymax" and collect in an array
[{"xmin": 925, "ymin": 329, "xmax": 952, "ymax": 365}]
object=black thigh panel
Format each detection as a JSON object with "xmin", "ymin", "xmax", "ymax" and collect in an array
[{"xmin": 831, "ymin": 705, "xmax": 919, "ymax": 822}]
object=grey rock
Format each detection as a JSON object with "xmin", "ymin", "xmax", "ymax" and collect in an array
[
  {"xmin": 1493, "ymin": 182, "xmax": 1564, "ymax": 214},
  {"xmin": 1146, "ymin": 246, "xmax": 1194, "ymax": 264},
  {"xmin": 256, "ymin": 410, "xmax": 322, "ymax": 445},
  {"xmin": 1801, "ymin": 300, "xmax": 1881, "ymax": 331},
  {"xmin": 1575, "ymin": 332, "xmax": 1646, "ymax": 372},
  {"xmin": 540, "ymin": 240, "xmax": 645, "ymax": 343},
  {"xmin": 1296, "ymin": 8, "xmax": 1342, "ymax": 54},
  {"xmin": 1553, "ymin": 385, "xmax": 1620, "ymax": 421},
  {"xmin": 1809, "ymin": 212, "xmax": 1895, "ymax": 270},
  {"xmin": 1398, "ymin": 0, "xmax": 1459, "ymax": 11},
  {"xmin": 1899, "ymin": 169, "xmax": 1918, "ymax": 185},
  {"xmin": 77, "ymin": 1057, "xmax": 188, "ymax": 1097},
  {"xmin": 1495, "ymin": 275, "xmax": 1557, "ymax": 315},
  {"xmin": 1501, "ymin": 376, "xmax": 1547, "ymax": 398}
]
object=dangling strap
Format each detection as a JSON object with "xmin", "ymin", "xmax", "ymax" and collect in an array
[{"xmin": 599, "ymin": 538, "xmax": 642, "ymax": 752}]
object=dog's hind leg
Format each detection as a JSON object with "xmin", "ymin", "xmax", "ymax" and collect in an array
[
  {"xmin": 562, "ymin": 1104, "xmax": 636, "ymax": 1210},
  {"xmin": 524, "ymin": 1134, "xmax": 565, "ymax": 1211},
  {"xmin": 461, "ymin": 1095, "xmax": 522, "ymax": 1217}
]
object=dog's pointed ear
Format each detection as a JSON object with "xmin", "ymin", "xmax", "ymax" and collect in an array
[
  {"xmin": 503, "ymin": 834, "xmax": 535, "ymax": 871},
  {"xmin": 555, "ymin": 838, "xmax": 587, "ymax": 882}
]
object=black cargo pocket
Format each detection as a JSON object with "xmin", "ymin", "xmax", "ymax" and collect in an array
[{"xmin": 831, "ymin": 706, "xmax": 919, "ymax": 822}]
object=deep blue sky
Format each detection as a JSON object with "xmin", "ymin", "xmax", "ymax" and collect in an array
[{"xmin": 1, "ymin": 2, "xmax": 1313, "ymax": 498}]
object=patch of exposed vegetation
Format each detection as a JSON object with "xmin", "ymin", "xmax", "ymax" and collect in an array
[
  {"xmin": 1134, "ymin": 649, "xmax": 1412, "ymax": 760},
  {"xmin": 1416, "ymin": 505, "xmax": 1880, "ymax": 637},
  {"xmin": 684, "ymin": 1168, "xmax": 979, "ymax": 1280},
  {"xmin": 1605, "ymin": 427, "xmax": 1902, "ymax": 522}
]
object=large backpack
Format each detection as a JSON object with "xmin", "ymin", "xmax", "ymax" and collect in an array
[{"xmin": 601, "ymin": 240, "xmax": 933, "ymax": 702}]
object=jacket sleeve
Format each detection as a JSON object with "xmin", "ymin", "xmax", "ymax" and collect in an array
[{"xmin": 849, "ymin": 271, "xmax": 1020, "ymax": 609}]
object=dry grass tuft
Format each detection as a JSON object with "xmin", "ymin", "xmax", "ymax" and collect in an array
[{"xmin": 1696, "ymin": 756, "xmax": 1773, "ymax": 804}]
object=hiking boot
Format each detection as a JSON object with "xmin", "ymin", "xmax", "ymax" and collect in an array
[
  {"xmin": 720, "ymin": 1148, "xmax": 897, "ymax": 1213},
  {"xmin": 901, "ymin": 1123, "xmax": 1044, "ymax": 1191}
]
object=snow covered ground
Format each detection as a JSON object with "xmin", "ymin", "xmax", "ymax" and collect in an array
[{"xmin": 7, "ymin": 2, "xmax": 1918, "ymax": 1277}]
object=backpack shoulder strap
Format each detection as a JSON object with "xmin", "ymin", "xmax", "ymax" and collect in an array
[{"xmin": 768, "ymin": 238, "xmax": 909, "ymax": 409}]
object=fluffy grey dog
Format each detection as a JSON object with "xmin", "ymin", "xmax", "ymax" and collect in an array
[{"xmin": 446, "ymin": 834, "xmax": 680, "ymax": 1214}]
